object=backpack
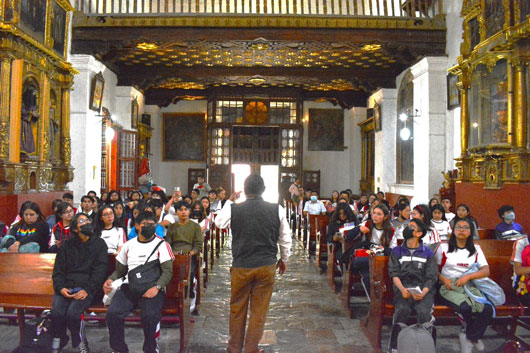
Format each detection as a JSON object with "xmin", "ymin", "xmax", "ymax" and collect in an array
[
  {"xmin": 18, "ymin": 310, "xmax": 53, "ymax": 352},
  {"xmin": 389, "ymin": 322, "xmax": 436, "ymax": 353}
]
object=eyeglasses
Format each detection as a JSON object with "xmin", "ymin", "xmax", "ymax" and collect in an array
[
  {"xmin": 140, "ymin": 222, "xmax": 156, "ymax": 226},
  {"xmin": 78, "ymin": 218, "xmax": 91, "ymax": 224},
  {"xmin": 62, "ymin": 209, "xmax": 74, "ymax": 215},
  {"xmin": 455, "ymin": 225, "xmax": 470, "ymax": 230}
]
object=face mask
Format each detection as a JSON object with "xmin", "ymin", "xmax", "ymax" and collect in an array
[
  {"xmin": 191, "ymin": 211, "xmax": 202, "ymax": 219},
  {"xmin": 142, "ymin": 224, "xmax": 156, "ymax": 238},
  {"xmin": 403, "ymin": 227, "xmax": 414, "ymax": 240},
  {"xmin": 505, "ymin": 212, "xmax": 515, "ymax": 221},
  {"xmin": 310, "ymin": 196, "xmax": 317, "ymax": 202},
  {"xmin": 79, "ymin": 223, "xmax": 93, "ymax": 236}
]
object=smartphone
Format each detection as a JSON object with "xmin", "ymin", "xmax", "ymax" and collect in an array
[
  {"xmin": 174, "ymin": 186, "xmax": 180, "ymax": 192},
  {"xmin": 69, "ymin": 287, "xmax": 82, "ymax": 294}
]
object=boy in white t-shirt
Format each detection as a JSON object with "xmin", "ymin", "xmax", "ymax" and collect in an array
[{"xmin": 103, "ymin": 211, "xmax": 175, "ymax": 353}]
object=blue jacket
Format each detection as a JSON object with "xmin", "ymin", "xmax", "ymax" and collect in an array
[{"xmin": 388, "ymin": 241, "xmax": 438, "ymax": 291}]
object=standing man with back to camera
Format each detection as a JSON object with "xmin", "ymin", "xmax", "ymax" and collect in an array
[{"xmin": 215, "ymin": 174, "xmax": 292, "ymax": 353}]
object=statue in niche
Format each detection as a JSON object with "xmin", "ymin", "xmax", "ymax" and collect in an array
[
  {"xmin": 20, "ymin": 85, "xmax": 39, "ymax": 155},
  {"xmin": 48, "ymin": 107, "xmax": 59, "ymax": 160}
]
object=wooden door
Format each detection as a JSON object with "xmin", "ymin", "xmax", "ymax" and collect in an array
[
  {"xmin": 117, "ymin": 129, "xmax": 138, "ymax": 199},
  {"xmin": 188, "ymin": 168, "xmax": 206, "ymax": 194},
  {"xmin": 208, "ymin": 165, "xmax": 231, "ymax": 195}
]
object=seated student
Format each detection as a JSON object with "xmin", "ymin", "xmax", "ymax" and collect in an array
[
  {"xmin": 50, "ymin": 202, "xmax": 74, "ymax": 252},
  {"xmin": 389, "ymin": 219, "xmax": 437, "ymax": 326},
  {"xmin": 207, "ymin": 189, "xmax": 217, "ymax": 207},
  {"xmin": 391, "ymin": 196, "xmax": 409, "ymax": 219},
  {"xmin": 46, "ymin": 199, "xmax": 63, "ymax": 230},
  {"xmin": 354, "ymin": 193, "xmax": 370, "ymax": 220},
  {"xmin": 441, "ymin": 197, "xmax": 456, "ymax": 222},
  {"xmin": 377, "ymin": 191, "xmax": 391, "ymax": 208},
  {"xmin": 2, "ymin": 202, "xmax": 50, "ymax": 253},
  {"xmin": 190, "ymin": 188, "xmax": 200, "ymax": 203},
  {"xmin": 435, "ymin": 218, "xmax": 491, "ymax": 353},
  {"xmin": 100, "ymin": 191, "xmax": 108, "ymax": 204},
  {"xmin": 50, "ymin": 212, "xmax": 108, "ymax": 353},
  {"xmin": 325, "ymin": 190, "xmax": 340, "ymax": 215},
  {"xmin": 326, "ymin": 203, "xmax": 357, "ymax": 273},
  {"xmin": 94, "ymin": 205, "xmax": 126, "ymax": 255},
  {"xmin": 92, "ymin": 196, "xmax": 101, "ymax": 215},
  {"xmin": 79, "ymin": 195, "xmax": 96, "ymax": 222},
  {"xmin": 495, "ymin": 205, "xmax": 525, "ymax": 239},
  {"xmin": 113, "ymin": 202, "xmax": 128, "ymax": 230},
  {"xmin": 361, "ymin": 199, "xmax": 381, "ymax": 223},
  {"xmin": 200, "ymin": 197, "xmax": 214, "ymax": 231},
  {"xmin": 450, "ymin": 204, "xmax": 479, "ymax": 240},
  {"xmin": 303, "ymin": 191, "xmax": 327, "ymax": 217},
  {"xmin": 62, "ymin": 192, "xmax": 77, "ymax": 213},
  {"xmin": 511, "ymin": 233, "xmax": 530, "ymax": 306},
  {"xmin": 128, "ymin": 204, "xmax": 165, "ymax": 240},
  {"xmin": 106, "ymin": 190, "xmax": 122, "ymax": 206},
  {"xmin": 430, "ymin": 204, "xmax": 452, "ymax": 241},
  {"xmin": 165, "ymin": 200, "xmax": 203, "ymax": 314},
  {"xmin": 412, "ymin": 204, "xmax": 440, "ymax": 246},
  {"xmin": 428, "ymin": 197, "xmax": 439, "ymax": 210},
  {"xmin": 390, "ymin": 202, "xmax": 410, "ymax": 241},
  {"xmin": 346, "ymin": 204, "xmax": 396, "ymax": 294},
  {"xmin": 103, "ymin": 212, "xmax": 175, "ymax": 353}
]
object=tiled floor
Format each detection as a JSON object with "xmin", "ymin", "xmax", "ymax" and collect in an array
[{"xmin": 0, "ymin": 237, "xmax": 529, "ymax": 352}]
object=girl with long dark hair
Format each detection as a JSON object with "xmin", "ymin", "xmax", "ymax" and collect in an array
[
  {"xmin": 3, "ymin": 202, "xmax": 49, "ymax": 252},
  {"xmin": 50, "ymin": 202, "xmax": 74, "ymax": 252},
  {"xmin": 412, "ymin": 204, "xmax": 440, "ymax": 245},
  {"xmin": 430, "ymin": 203, "xmax": 452, "ymax": 241},
  {"xmin": 435, "ymin": 218, "xmax": 491, "ymax": 353},
  {"xmin": 450, "ymin": 204, "xmax": 479, "ymax": 240},
  {"xmin": 94, "ymin": 206, "xmax": 125, "ymax": 255}
]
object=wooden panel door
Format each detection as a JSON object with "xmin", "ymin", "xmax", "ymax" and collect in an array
[
  {"xmin": 303, "ymin": 170, "xmax": 321, "ymax": 195},
  {"xmin": 188, "ymin": 168, "xmax": 206, "ymax": 195},
  {"xmin": 208, "ymin": 165, "xmax": 231, "ymax": 195},
  {"xmin": 117, "ymin": 129, "xmax": 138, "ymax": 199}
]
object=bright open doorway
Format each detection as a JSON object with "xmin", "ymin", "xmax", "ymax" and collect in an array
[{"xmin": 230, "ymin": 164, "xmax": 279, "ymax": 204}]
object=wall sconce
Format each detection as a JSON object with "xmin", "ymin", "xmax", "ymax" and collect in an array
[{"xmin": 398, "ymin": 109, "xmax": 421, "ymax": 141}]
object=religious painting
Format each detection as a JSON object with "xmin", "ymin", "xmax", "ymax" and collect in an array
[
  {"xmin": 308, "ymin": 109, "xmax": 344, "ymax": 151},
  {"xmin": 373, "ymin": 101, "xmax": 382, "ymax": 131},
  {"xmin": 20, "ymin": 0, "xmax": 47, "ymax": 43},
  {"xmin": 162, "ymin": 113, "xmax": 206, "ymax": 161},
  {"xmin": 51, "ymin": 0, "xmax": 67, "ymax": 57},
  {"xmin": 3, "ymin": 0, "xmax": 19, "ymax": 22},
  {"xmin": 447, "ymin": 73, "xmax": 460, "ymax": 110},
  {"xmin": 131, "ymin": 98, "xmax": 139, "ymax": 129},
  {"xmin": 468, "ymin": 16, "xmax": 480, "ymax": 50},
  {"xmin": 522, "ymin": 0, "xmax": 530, "ymax": 22},
  {"xmin": 89, "ymin": 72, "xmax": 104, "ymax": 112},
  {"xmin": 484, "ymin": 0, "xmax": 505, "ymax": 38}
]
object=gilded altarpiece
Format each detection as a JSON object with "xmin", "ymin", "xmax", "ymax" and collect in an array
[
  {"xmin": 450, "ymin": 0, "xmax": 530, "ymax": 232},
  {"xmin": 0, "ymin": 0, "xmax": 76, "ymax": 193}
]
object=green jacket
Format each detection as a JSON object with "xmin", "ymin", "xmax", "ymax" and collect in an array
[{"xmin": 439, "ymin": 278, "xmax": 485, "ymax": 313}]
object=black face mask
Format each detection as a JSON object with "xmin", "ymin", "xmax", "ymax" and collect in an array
[
  {"xmin": 403, "ymin": 227, "xmax": 414, "ymax": 240},
  {"xmin": 80, "ymin": 223, "xmax": 93, "ymax": 236},
  {"xmin": 142, "ymin": 225, "xmax": 157, "ymax": 238},
  {"xmin": 191, "ymin": 211, "xmax": 202, "ymax": 219}
]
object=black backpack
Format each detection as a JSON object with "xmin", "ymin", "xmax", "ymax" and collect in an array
[{"xmin": 18, "ymin": 310, "xmax": 53, "ymax": 353}]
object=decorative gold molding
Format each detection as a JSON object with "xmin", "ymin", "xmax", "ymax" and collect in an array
[{"xmin": 72, "ymin": 12, "xmax": 446, "ymax": 30}]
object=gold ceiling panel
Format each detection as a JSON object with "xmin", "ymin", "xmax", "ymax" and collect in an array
[{"xmin": 116, "ymin": 40, "xmax": 394, "ymax": 71}]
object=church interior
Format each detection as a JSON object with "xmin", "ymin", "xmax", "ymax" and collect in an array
[{"xmin": 1, "ymin": 0, "xmax": 530, "ymax": 352}]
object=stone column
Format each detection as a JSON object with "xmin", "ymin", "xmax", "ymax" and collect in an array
[{"xmin": 411, "ymin": 56, "xmax": 449, "ymax": 202}]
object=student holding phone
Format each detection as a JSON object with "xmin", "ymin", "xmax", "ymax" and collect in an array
[{"xmin": 50, "ymin": 212, "xmax": 108, "ymax": 353}]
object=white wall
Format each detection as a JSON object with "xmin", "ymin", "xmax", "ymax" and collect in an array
[
  {"xmin": 148, "ymin": 100, "xmax": 208, "ymax": 194},
  {"xmin": 302, "ymin": 101, "xmax": 363, "ymax": 197},
  {"xmin": 68, "ymin": 55, "xmax": 142, "ymax": 204}
]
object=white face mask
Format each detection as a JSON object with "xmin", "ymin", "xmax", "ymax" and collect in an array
[{"xmin": 505, "ymin": 212, "xmax": 515, "ymax": 221}]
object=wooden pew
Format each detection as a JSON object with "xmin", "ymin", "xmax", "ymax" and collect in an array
[
  {"xmin": 0, "ymin": 253, "xmax": 191, "ymax": 352},
  {"xmin": 478, "ymin": 228, "xmax": 496, "ymax": 239},
  {"xmin": 314, "ymin": 215, "xmax": 330, "ymax": 270},
  {"xmin": 203, "ymin": 230, "xmax": 209, "ymax": 287},
  {"xmin": 360, "ymin": 240, "xmax": 522, "ymax": 353}
]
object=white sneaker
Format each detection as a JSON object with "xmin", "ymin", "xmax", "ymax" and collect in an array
[
  {"xmin": 459, "ymin": 332, "xmax": 474, "ymax": 353},
  {"xmin": 474, "ymin": 339, "xmax": 485, "ymax": 351}
]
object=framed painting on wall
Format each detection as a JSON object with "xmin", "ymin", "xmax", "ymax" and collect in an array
[
  {"xmin": 308, "ymin": 109, "xmax": 344, "ymax": 151},
  {"xmin": 447, "ymin": 73, "xmax": 460, "ymax": 110},
  {"xmin": 51, "ymin": 0, "xmax": 67, "ymax": 57},
  {"xmin": 19, "ymin": 0, "xmax": 46, "ymax": 43},
  {"xmin": 373, "ymin": 101, "xmax": 382, "ymax": 131},
  {"xmin": 89, "ymin": 72, "xmax": 104, "ymax": 112},
  {"xmin": 162, "ymin": 113, "xmax": 206, "ymax": 161}
]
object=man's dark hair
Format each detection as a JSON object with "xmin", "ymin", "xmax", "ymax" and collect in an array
[
  {"xmin": 81, "ymin": 195, "xmax": 94, "ymax": 203},
  {"xmin": 71, "ymin": 212, "xmax": 89, "ymax": 232},
  {"xmin": 208, "ymin": 190, "xmax": 217, "ymax": 195},
  {"xmin": 135, "ymin": 211, "xmax": 157, "ymax": 225},
  {"xmin": 175, "ymin": 200, "xmax": 191, "ymax": 210},
  {"xmin": 409, "ymin": 218, "xmax": 427, "ymax": 238},
  {"xmin": 191, "ymin": 188, "xmax": 200, "ymax": 195},
  {"xmin": 62, "ymin": 192, "xmax": 73, "ymax": 200},
  {"xmin": 87, "ymin": 190, "xmax": 97, "ymax": 196},
  {"xmin": 397, "ymin": 202, "xmax": 410, "ymax": 212},
  {"xmin": 244, "ymin": 174, "xmax": 265, "ymax": 196},
  {"xmin": 497, "ymin": 205, "xmax": 515, "ymax": 219},
  {"xmin": 147, "ymin": 198, "xmax": 164, "ymax": 209}
]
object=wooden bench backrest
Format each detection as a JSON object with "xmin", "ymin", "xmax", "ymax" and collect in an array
[
  {"xmin": 166, "ymin": 254, "xmax": 190, "ymax": 298},
  {"xmin": 478, "ymin": 229, "xmax": 496, "ymax": 239},
  {"xmin": 477, "ymin": 239, "xmax": 514, "ymax": 257},
  {"xmin": 0, "ymin": 254, "xmax": 55, "ymax": 307}
]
